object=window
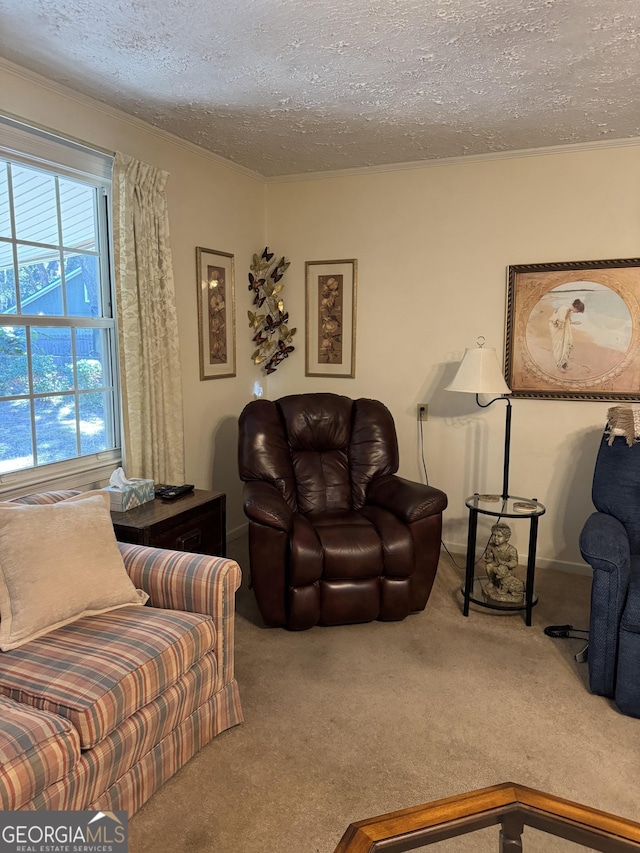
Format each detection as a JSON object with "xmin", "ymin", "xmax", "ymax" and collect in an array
[{"xmin": 0, "ymin": 117, "xmax": 119, "ymax": 482}]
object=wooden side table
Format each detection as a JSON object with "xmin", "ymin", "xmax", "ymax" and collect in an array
[{"xmin": 111, "ymin": 489, "xmax": 226, "ymax": 556}]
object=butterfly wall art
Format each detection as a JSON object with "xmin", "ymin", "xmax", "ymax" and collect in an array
[{"xmin": 248, "ymin": 247, "xmax": 296, "ymax": 374}]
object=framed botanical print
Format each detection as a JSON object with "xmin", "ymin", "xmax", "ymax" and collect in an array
[
  {"xmin": 305, "ymin": 258, "xmax": 357, "ymax": 378},
  {"xmin": 196, "ymin": 247, "xmax": 236, "ymax": 379}
]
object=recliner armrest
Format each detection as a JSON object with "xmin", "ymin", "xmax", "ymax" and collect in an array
[
  {"xmin": 580, "ymin": 511, "xmax": 633, "ymax": 701},
  {"xmin": 579, "ymin": 511, "xmax": 631, "ymax": 576},
  {"xmin": 243, "ymin": 480, "xmax": 293, "ymax": 532},
  {"xmin": 366, "ymin": 474, "xmax": 447, "ymax": 524}
]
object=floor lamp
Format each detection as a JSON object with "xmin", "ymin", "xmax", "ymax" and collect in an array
[{"xmin": 446, "ymin": 337, "xmax": 513, "ymax": 500}]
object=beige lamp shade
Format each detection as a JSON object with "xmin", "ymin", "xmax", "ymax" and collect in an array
[{"xmin": 446, "ymin": 344, "xmax": 512, "ymax": 396}]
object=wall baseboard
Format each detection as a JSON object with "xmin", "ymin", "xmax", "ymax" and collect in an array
[{"xmin": 228, "ymin": 521, "xmax": 248, "ymax": 543}]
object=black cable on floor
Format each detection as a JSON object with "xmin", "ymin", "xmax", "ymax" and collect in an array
[
  {"xmin": 544, "ymin": 625, "xmax": 589, "ymax": 663},
  {"xmin": 543, "ymin": 624, "xmax": 589, "ymax": 640}
]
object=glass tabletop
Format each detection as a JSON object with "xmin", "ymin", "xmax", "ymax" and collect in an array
[
  {"xmin": 462, "ymin": 577, "xmax": 538, "ymax": 613},
  {"xmin": 465, "ymin": 494, "xmax": 546, "ymax": 518}
]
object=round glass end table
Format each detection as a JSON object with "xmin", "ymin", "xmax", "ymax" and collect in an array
[{"xmin": 462, "ymin": 494, "xmax": 546, "ymax": 626}]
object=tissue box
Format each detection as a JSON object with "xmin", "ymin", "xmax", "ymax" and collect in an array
[{"xmin": 105, "ymin": 478, "xmax": 155, "ymax": 512}]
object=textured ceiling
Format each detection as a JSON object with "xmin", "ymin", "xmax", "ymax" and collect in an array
[{"xmin": 1, "ymin": 0, "xmax": 640, "ymax": 177}]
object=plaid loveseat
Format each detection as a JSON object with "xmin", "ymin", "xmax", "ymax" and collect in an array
[{"xmin": 0, "ymin": 491, "xmax": 243, "ymax": 813}]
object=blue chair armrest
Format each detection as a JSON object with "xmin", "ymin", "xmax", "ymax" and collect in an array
[
  {"xmin": 579, "ymin": 511, "xmax": 631, "ymax": 698},
  {"xmin": 579, "ymin": 511, "xmax": 631, "ymax": 575},
  {"xmin": 615, "ymin": 556, "xmax": 640, "ymax": 717}
]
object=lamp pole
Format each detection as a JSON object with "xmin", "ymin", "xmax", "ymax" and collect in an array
[
  {"xmin": 502, "ymin": 397, "xmax": 512, "ymax": 500},
  {"xmin": 476, "ymin": 394, "xmax": 512, "ymax": 501}
]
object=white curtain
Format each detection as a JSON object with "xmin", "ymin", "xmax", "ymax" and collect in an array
[{"xmin": 112, "ymin": 153, "xmax": 185, "ymax": 484}]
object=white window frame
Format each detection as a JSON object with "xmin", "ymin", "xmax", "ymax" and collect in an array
[{"xmin": 0, "ymin": 113, "xmax": 121, "ymax": 499}]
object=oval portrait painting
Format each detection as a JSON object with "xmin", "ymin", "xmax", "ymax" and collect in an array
[{"xmin": 525, "ymin": 281, "xmax": 632, "ymax": 382}]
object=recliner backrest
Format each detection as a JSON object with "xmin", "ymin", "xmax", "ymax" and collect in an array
[
  {"xmin": 592, "ymin": 434, "xmax": 640, "ymax": 554},
  {"xmin": 238, "ymin": 393, "xmax": 399, "ymax": 514}
]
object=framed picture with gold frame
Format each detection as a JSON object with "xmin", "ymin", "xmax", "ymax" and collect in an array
[
  {"xmin": 305, "ymin": 258, "xmax": 357, "ymax": 378},
  {"xmin": 195, "ymin": 247, "xmax": 236, "ymax": 380},
  {"xmin": 505, "ymin": 257, "xmax": 640, "ymax": 400}
]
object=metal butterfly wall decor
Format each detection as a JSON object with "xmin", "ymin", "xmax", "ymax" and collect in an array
[{"xmin": 248, "ymin": 247, "xmax": 296, "ymax": 374}]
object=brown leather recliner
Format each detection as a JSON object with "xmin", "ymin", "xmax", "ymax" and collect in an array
[{"xmin": 237, "ymin": 393, "xmax": 448, "ymax": 630}]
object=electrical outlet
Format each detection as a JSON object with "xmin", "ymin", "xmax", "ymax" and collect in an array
[{"xmin": 417, "ymin": 403, "xmax": 428, "ymax": 421}]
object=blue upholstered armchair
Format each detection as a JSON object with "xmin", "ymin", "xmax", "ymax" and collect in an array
[{"xmin": 579, "ymin": 413, "xmax": 640, "ymax": 718}]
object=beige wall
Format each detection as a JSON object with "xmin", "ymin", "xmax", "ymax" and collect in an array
[
  {"xmin": 265, "ymin": 147, "xmax": 640, "ymax": 569},
  {"xmin": 3, "ymin": 59, "xmax": 640, "ymax": 568},
  {"xmin": 0, "ymin": 61, "xmax": 264, "ymax": 533}
]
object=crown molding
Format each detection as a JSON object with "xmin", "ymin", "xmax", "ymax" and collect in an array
[
  {"xmin": 266, "ymin": 135, "xmax": 640, "ymax": 183},
  {"xmin": 0, "ymin": 57, "xmax": 264, "ymax": 183}
]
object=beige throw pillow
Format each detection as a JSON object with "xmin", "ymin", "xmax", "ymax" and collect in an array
[{"xmin": 0, "ymin": 492, "xmax": 149, "ymax": 651}]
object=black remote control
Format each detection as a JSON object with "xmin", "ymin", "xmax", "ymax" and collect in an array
[{"xmin": 157, "ymin": 484, "xmax": 195, "ymax": 501}]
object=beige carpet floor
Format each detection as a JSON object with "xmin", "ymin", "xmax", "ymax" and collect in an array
[{"xmin": 129, "ymin": 538, "xmax": 639, "ymax": 853}]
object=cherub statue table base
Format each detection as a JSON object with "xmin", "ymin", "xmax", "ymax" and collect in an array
[{"xmin": 483, "ymin": 522, "xmax": 525, "ymax": 604}]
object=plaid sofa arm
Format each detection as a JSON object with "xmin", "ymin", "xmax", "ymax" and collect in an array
[{"xmin": 118, "ymin": 544, "xmax": 241, "ymax": 688}]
